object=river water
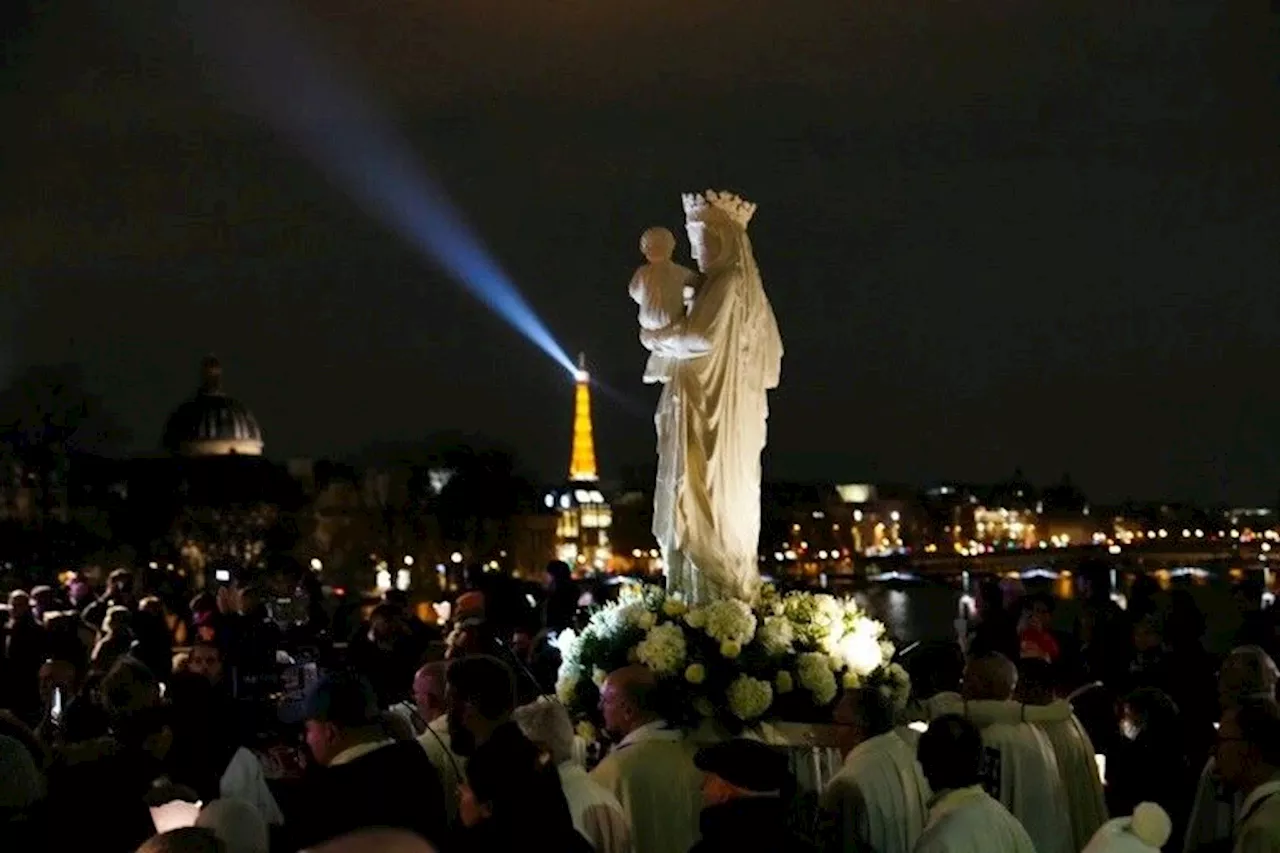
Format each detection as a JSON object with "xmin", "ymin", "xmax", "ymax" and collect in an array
[{"xmin": 844, "ymin": 575, "xmax": 1249, "ymax": 655}]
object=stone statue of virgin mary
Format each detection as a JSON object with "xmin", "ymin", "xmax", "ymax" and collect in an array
[{"xmin": 639, "ymin": 190, "xmax": 783, "ymax": 604}]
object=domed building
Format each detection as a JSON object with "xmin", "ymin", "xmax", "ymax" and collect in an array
[{"xmin": 162, "ymin": 355, "xmax": 264, "ymax": 457}]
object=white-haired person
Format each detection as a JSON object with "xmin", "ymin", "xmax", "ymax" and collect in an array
[{"xmin": 513, "ymin": 699, "xmax": 631, "ymax": 853}]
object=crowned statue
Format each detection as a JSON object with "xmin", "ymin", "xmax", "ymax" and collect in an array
[{"xmin": 633, "ymin": 190, "xmax": 783, "ymax": 604}]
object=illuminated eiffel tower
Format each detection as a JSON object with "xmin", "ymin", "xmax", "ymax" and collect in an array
[{"xmin": 568, "ymin": 353, "xmax": 598, "ymax": 482}]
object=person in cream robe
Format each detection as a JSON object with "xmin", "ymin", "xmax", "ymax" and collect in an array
[
  {"xmin": 913, "ymin": 714, "xmax": 1037, "ymax": 853},
  {"xmin": 930, "ymin": 692, "xmax": 1106, "ymax": 850},
  {"xmin": 822, "ymin": 687, "xmax": 931, "ymax": 853},
  {"xmin": 920, "ymin": 654, "xmax": 1073, "ymax": 853},
  {"xmin": 591, "ymin": 666, "xmax": 702, "ymax": 853}
]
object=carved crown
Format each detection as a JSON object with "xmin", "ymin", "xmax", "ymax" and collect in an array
[{"xmin": 682, "ymin": 190, "xmax": 757, "ymax": 230}]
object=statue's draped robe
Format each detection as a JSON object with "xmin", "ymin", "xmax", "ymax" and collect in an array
[
  {"xmin": 914, "ymin": 786, "xmax": 1038, "ymax": 853},
  {"xmin": 820, "ymin": 731, "xmax": 931, "ymax": 853},
  {"xmin": 921, "ymin": 694, "xmax": 1076, "ymax": 853},
  {"xmin": 647, "ymin": 225, "xmax": 781, "ymax": 604}
]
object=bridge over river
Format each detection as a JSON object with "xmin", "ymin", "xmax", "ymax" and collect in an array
[{"xmin": 857, "ymin": 540, "xmax": 1275, "ymax": 580}]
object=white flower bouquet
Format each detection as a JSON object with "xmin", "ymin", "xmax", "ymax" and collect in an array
[{"xmin": 555, "ymin": 582, "xmax": 910, "ymax": 730}]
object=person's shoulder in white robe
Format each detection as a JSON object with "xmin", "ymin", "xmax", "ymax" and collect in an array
[
  {"xmin": 416, "ymin": 716, "xmax": 465, "ymax": 825},
  {"xmin": 558, "ymin": 761, "xmax": 632, "ymax": 853},
  {"xmin": 913, "ymin": 785, "xmax": 1037, "ymax": 853},
  {"xmin": 823, "ymin": 730, "xmax": 931, "ymax": 853},
  {"xmin": 590, "ymin": 724, "xmax": 701, "ymax": 853}
]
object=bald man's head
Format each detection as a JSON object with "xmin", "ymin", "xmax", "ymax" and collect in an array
[
  {"xmin": 962, "ymin": 652, "xmax": 1018, "ymax": 701},
  {"xmin": 304, "ymin": 829, "xmax": 436, "ymax": 853},
  {"xmin": 601, "ymin": 664, "xmax": 662, "ymax": 738},
  {"xmin": 413, "ymin": 661, "xmax": 450, "ymax": 723}
]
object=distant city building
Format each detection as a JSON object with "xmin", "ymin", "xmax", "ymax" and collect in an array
[
  {"xmin": 548, "ymin": 355, "xmax": 612, "ymax": 573},
  {"xmin": 162, "ymin": 355, "xmax": 264, "ymax": 457}
]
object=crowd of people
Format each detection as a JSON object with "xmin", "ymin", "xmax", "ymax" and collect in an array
[{"xmin": 2, "ymin": 559, "xmax": 1280, "ymax": 853}]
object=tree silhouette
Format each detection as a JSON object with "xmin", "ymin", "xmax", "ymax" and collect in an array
[{"xmin": 0, "ymin": 364, "xmax": 128, "ymax": 570}]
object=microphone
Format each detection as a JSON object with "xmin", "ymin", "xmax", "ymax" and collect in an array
[{"xmin": 490, "ymin": 635, "xmax": 554, "ymax": 700}]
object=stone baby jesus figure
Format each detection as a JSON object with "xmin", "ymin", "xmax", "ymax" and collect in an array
[{"xmin": 628, "ymin": 226, "xmax": 698, "ymax": 384}]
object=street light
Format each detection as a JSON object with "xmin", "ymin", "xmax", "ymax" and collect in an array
[
  {"xmin": 403, "ymin": 555, "xmax": 414, "ymax": 566},
  {"xmin": 450, "ymin": 552, "xmax": 463, "ymax": 564},
  {"xmin": 310, "ymin": 558, "xmax": 323, "ymax": 571}
]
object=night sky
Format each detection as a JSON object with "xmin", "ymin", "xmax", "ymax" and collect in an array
[{"xmin": 2, "ymin": 1, "xmax": 1278, "ymax": 503}]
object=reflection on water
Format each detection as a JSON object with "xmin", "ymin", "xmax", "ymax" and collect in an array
[{"xmin": 850, "ymin": 576, "xmax": 1251, "ymax": 655}]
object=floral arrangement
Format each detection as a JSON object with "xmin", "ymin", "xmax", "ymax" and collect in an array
[{"xmin": 554, "ymin": 583, "xmax": 911, "ymax": 730}]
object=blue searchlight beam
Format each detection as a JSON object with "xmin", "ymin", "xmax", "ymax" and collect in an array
[{"xmin": 173, "ymin": 0, "xmax": 577, "ymax": 377}]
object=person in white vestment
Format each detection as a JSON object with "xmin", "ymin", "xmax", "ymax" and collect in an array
[
  {"xmin": 1082, "ymin": 803, "xmax": 1173, "ymax": 853},
  {"xmin": 822, "ymin": 686, "xmax": 931, "ymax": 853},
  {"xmin": 1216, "ymin": 698, "xmax": 1280, "ymax": 853},
  {"xmin": 925, "ymin": 653, "xmax": 1072, "ymax": 853},
  {"xmin": 913, "ymin": 714, "xmax": 1036, "ymax": 853},
  {"xmin": 590, "ymin": 666, "xmax": 702, "ymax": 853},
  {"xmin": 1187, "ymin": 646, "xmax": 1280, "ymax": 853},
  {"xmin": 515, "ymin": 699, "xmax": 632, "ymax": 853}
]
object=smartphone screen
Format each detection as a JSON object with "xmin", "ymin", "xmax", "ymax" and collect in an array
[
  {"xmin": 150, "ymin": 800, "xmax": 202, "ymax": 833},
  {"xmin": 1094, "ymin": 753, "xmax": 1107, "ymax": 786},
  {"xmin": 51, "ymin": 686, "xmax": 64, "ymax": 723}
]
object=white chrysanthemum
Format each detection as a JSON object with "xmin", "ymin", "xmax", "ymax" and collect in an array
[
  {"xmin": 635, "ymin": 623, "xmax": 687, "ymax": 675},
  {"xmin": 784, "ymin": 593, "xmax": 833, "ymax": 646},
  {"xmin": 584, "ymin": 603, "xmax": 619, "ymax": 636},
  {"xmin": 798, "ymin": 652, "xmax": 838, "ymax": 705},
  {"xmin": 615, "ymin": 602, "xmax": 650, "ymax": 631},
  {"xmin": 555, "ymin": 628, "xmax": 582, "ymax": 667},
  {"xmin": 816, "ymin": 595, "xmax": 843, "ymax": 625},
  {"xmin": 703, "ymin": 599, "xmax": 757, "ymax": 645},
  {"xmin": 685, "ymin": 608, "xmax": 707, "ymax": 629},
  {"xmin": 839, "ymin": 626, "xmax": 886, "ymax": 677},
  {"xmin": 556, "ymin": 665, "xmax": 582, "ymax": 704},
  {"xmin": 758, "ymin": 615, "xmax": 795, "ymax": 656},
  {"xmin": 726, "ymin": 675, "xmax": 773, "ymax": 721}
]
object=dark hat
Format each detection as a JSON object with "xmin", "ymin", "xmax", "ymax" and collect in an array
[
  {"xmin": 280, "ymin": 671, "xmax": 379, "ymax": 727},
  {"xmin": 694, "ymin": 738, "xmax": 791, "ymax": 795}
]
